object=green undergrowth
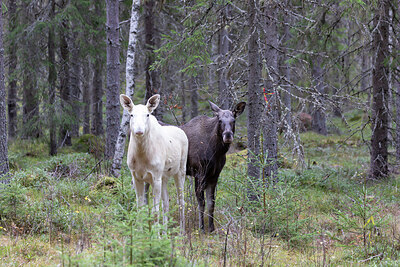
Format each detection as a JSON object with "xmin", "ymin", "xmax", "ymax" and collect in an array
[{"xmin": 1, "ymin": 111, "xmax": 400, "ymax": 266}]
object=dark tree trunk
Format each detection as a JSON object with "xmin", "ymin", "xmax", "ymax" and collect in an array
[
  {"xmin": 105, "ymin": 0, "xmax": 120, "ymax": 160},
  {"xmin": 247, "ymin": 0, "xmax": 263, "ymax": 200},
  {"xmin": 218, "ymin": 3, "xmax": 232, "ymax": 109},
  {"xmin": 83, "ymin": 59, "xmax": 91, "ymax": 135},
  {"xmin": 7, "ymin": 0, "xmax": 17, "ymax": 139},
  {"xmin": 311, "ymin": 56, "xmax": 327, "ymax": 135},
  {"xmin": 22, "ymin": 7, "xmax": 40, "ymax": 139},
  {"xmin": 70, "ymin": 28, "xmax": 81, "ymax": 137},
  {"xmin": 180, "ymin": 73, "xmax": 187, "ymax": 123},
  {"xmin": 261, "ymin": 1, "xmax": 278, "ymax": 184},
  {"xmin": 190, "ymin": 77, "xmax": 198, "ymax": 119},
  {"xmin": 396, "ymin": 72, "xmax": 400, "ymax": 162},
  {"xmin": 370, "ymin": 0, "xmax": 390, "ymax": 179},
  {"xmin": 144, "ymin": 0, "xmax": 162, "ymax": 119},
  {"xmin": 0, "ymin": 0, "xmax": 9, "ymax": 179},
  {"xmin": 91, "ymin": 3, "xmax": 104, "ymax": 136},
  {"xmin": 48, "ymin": 0, "xmax": 57, "ymax": 156},
  {"xmin": 92, "ymin": 56, "xmax": 104, "ymax": 136},
  {"xmin": 361, "ymin": 48, "xmax": 370, "ymax": 108},
  {"xmin": 59, "ymin": 20, "xmax": 72, "ymax": 146},
  {"xmin": 280, "ymin": 4, "xmax": 292, "ymax": 131}
]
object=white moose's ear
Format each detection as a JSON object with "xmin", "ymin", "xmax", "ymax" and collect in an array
[
  {"xmin": 120, "ymin": 94, "xmax": 134, "ymax": 112},
  {"xmin": 147, "ymin": 94, "xmax": 160, "ymax": 113}
]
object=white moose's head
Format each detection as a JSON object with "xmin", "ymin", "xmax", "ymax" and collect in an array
[{"xmin": 120, "ymin": 94, "xmax": 160, "ymax": 137}]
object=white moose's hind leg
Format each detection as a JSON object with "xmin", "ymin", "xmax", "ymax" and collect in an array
[
  {"xmin": 161, "ymin": 177, "xmax": 170, "ymax": 226},
  {"xmin": 174, "ymin": 172, "xmax": 186, "ymax": 233}
]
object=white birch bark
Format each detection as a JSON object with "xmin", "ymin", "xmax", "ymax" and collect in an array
[{"xmin": 111, "ymin": 0, "xmax": 140, "ymax": 177}]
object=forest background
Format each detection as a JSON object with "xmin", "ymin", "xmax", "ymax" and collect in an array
[{"xmin": 0, "ymin": 0, "xmax": 400, "ymax": 265}]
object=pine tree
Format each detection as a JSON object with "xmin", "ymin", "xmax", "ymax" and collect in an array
[{"xmin": 0, "ymin": 0, "xmax": 10, "ymax": 179}]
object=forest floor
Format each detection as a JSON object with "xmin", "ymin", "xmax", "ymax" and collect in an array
[{"xmin": 1, "ymin": 110, "xmax": 400, "ymax": 266}]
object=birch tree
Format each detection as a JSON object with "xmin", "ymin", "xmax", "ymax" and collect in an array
[{"xmin": 111, "ymin": 0, "xmax": 140, "ymax": 177}]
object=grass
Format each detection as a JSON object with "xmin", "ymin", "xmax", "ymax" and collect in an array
[{"xmin": 1, "ymin": 111, "xmax": 400, "ymax": 266}]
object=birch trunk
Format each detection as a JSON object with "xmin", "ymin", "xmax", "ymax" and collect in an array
[{"xmin": 111, "ymin": 0, "xmax": 140, "ymax": 177}]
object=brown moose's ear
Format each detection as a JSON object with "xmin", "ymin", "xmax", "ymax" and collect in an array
[
  {"xmin": 147, "ymin": 94, "xmax": 160, "ymax": 113},
  {"xmin": 233, "ymin": 102, "xmax": 246, "ymax": 118},
  {"xmin": 120, "ymin": 94, "xmax": 134, "ymax": 112},
  {"xmin": 208, "ymin": 100, "xmax": 221, "ymax": 114}
]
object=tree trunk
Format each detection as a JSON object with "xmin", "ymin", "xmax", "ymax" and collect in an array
[
  {"xmin": 247, "ymin": 0, "xmax": 263, "ymax": 201},
  {"xmin": 59, "ymin": 20, "xmax": 71, "ymax": 146},
  {"xmin": 396, "ymin": 73, "xmax": 400, "ymax": 162},
  {"xmin": 91, "ymin": 3, "xmax": 104, "ymax": 136},
  {"xmin": 370, "ymin": 0, "xmax": 389, "ymax": 179},
  {"xmin": 92, "ymin": 56, "xmax": 104, "ymax": 136},
  {"xmin": 22, "ymin": 7, "xmax": 40, "ymax": 139},
  {"xmin": 311, "ymin": 55, "xmax": 327, "ymax": 135},
  {"xmin": 261, "ymin": 2, "xmax": 278, "ymax": 185},
  {"xmin": 395, "ymin": 0, "xmax": 400, "ymax": 163},
  {"xmin": 111, "ymin": 0, "xmax": 140, "ymax": 177},
  {"xmin": 0, "ymin": 0, "xmax": 9, "ymax": 179},
  {"xmin": 48, "ymin": 0, "xmax": 57, "ymax": 156},
  {"xmin": 7, "ymin": 0, "xmax": 17, "ymax": 139},
  {"xmin": 280, "ymin": 5, "xmax": 292, "ymax": 132},
  {"xmin": 144, "ymin": 0, "xmax": 162, "ymax": 119},
  {"xmin": 361, "ymin": 48, "xmax": 370, "ymax": 108},
  {"xmin": 70, "ymin": 28, "xmax": 81, "ymax": 137},
  {"xmin": 190, "ymin": 77, "xmax": 198, "ymax": 119},
  {"xmin": 83, "ymin": 59, "xmax": 91, "ymax": 135},
  {"xmin": 105, "ymin": 0, "xmax": 121, "ymax": 160},
  {"xmin": 180, "ymin": 73, "xmax": 187, "ymax": 123},
  {"xmin": 218, "ymin": 2, "xmax": 232, "ymax": 109}
]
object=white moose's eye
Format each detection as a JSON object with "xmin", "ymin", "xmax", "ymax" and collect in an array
[
  {"xmin": 147, "ymin": 114, "xmax": 150, "ymax": 117},
  {"xmin": 130, "ymin": 114, "xmax": 133, "ymax": 117}
]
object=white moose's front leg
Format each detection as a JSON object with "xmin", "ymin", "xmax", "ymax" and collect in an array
[
  {"xmin": 152, "ymin": 175, "xmax": 163, "ymax": 224},
  {"xmin": 132, "ymin": 172, "xmax": 146, "ymax": 208}
]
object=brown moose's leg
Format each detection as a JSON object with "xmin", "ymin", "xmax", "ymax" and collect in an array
[
  {"xmin": 206, "ymin": 184, "xmax": 216, "ymax": 233},
  {"xmin": 195, "ymin": 178, "xmax": 206, "ymax": 232}
]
